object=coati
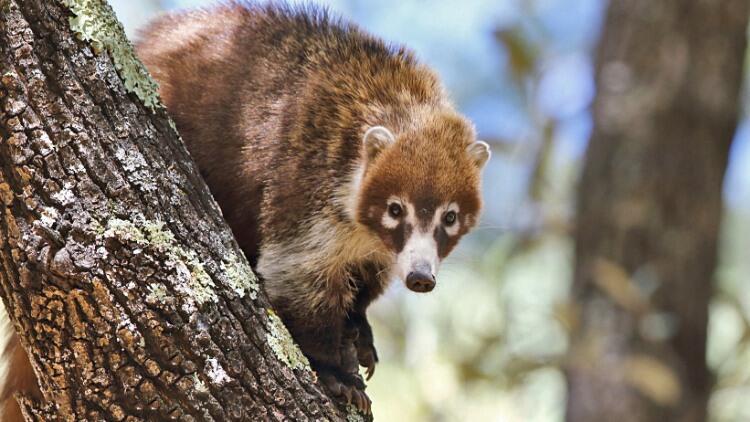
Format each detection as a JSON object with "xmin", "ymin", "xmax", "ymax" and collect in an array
[{"xmin": 0, "ymin": 1, "xmax": 490, "ymax": 417}]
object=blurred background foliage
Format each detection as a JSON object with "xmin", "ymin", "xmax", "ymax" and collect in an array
[{"xmin": 111, "ymin": 0, "xmax": 750, "ymax": 420}]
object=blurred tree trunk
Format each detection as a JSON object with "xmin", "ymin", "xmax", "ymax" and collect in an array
[
  {"xmin": 0, "ymin": 0, "xmax": 363, "ymax": 420},
  {"xmin": 566, "ymin": 1, "xmax": 748, "ymax": 421}
]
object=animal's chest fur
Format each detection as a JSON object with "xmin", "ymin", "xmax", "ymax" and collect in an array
[{"xmin": 258, "ymin": 218, "xmax": 393, "ymax": 316}]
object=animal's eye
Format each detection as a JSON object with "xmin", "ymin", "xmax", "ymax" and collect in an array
[
  {"xmin": 444, "ymin": 210, "xmax": 457, "ymax": 226},
  {"xmin": 388, "ymin": 203, "xmax": 403, "ymax": 218}
]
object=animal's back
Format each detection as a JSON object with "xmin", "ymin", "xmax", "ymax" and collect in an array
[
  {"xmin": 137, "ymin": 4, "xmax": 296, "ymax": 262},
  {"xmin": 136, "ymin": 2, "xmax": 443, "ymax": 263}
]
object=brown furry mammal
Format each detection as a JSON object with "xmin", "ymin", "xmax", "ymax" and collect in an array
[{"xmin": 0, "ymin": 1, "xmax": 489, "ymax": 416}]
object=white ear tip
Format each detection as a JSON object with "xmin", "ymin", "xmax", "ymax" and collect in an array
[
  {"xmin": 363, "ymin": 126, "xmax": 395, "ymax": 144},
  {"xmin": 477, "ymin": 140, "xmax": 491, "ymax": 157},
  {"xmin": 468, "ymin": 140, "xmax": 491, "ymax": 169}
]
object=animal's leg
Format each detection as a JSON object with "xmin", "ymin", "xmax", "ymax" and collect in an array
[{"xmin": 280, "ymin": 309, "xmax": 371, "ymax": 413}]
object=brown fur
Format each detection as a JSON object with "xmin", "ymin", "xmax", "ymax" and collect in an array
[
  {"xmin": 136, "ymin": 1, "xmax": 485, "ymax": 406},
  {"xmin": 0, "ymin": 2, "xmax": 487, "ymax": 414},
  {"xmin": 0, "ymin": 316, "xmax": 41, "ymax": 421}
]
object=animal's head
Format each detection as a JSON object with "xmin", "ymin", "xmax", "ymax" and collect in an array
[{"xmin": 356, "ymin": 111, "xmax": 490, "ymax": 293}]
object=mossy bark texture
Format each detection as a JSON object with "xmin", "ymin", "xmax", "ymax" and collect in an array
[
  {"xmin": 566, "ymin": 1, "xmax": 748, "ymax": 421},
  {"xmin": 0, "ymin": 0, "xmax": 364, "ymax": 420}
]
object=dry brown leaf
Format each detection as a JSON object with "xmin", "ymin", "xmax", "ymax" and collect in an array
[
  {"xmin": 592, "ymin": 258, "xmax": 649, "ymax": 314},
  {"xmin": 623, "ymin": 355, "xmax": 681, "ymax": 406}
]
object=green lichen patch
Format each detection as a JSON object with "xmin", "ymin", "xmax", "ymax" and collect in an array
[
  {"xmin": 221, "ymin": 258, "xmax": 259, "ymax": 300},
  {"xmin": 168, "ymin": 118, "xmax": 180, "ymax": 136},
  {"xmin": 142, "ymin": 221, "xmax": 176, "ymax": 248},
  {"xmin": 265, "ymin": 309, "xmax": 310, "ymax": 371},
  {"xmin": 145, "ymin": 283, "xmax": 169, "ymax": 304},
  {"xmin": 101, "ymin": 217, "xmax": 217, "ymax": 306},
  {"xmin": 346, "ymin": 405, "xmax": 366, "ymax": 422},
  {"xmin": 103, "ymin": 217, "xmax": 147, "ymax": 244},
  {"xmin": 59, "ymin": 0, "xmax": 162, "ymax": 110},
  {"xmin": 181, "ymin": 253, "xmax": 216, "ymax": 305}
]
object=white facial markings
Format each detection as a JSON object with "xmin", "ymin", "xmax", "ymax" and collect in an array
[
  {"xmin": 391, "ymin": 200, "xmax": 457, "ymax": 284},
  {"xmin": 394, "ymin": 227, "xmax": 440, "ymax": 283},
  {"xmin": 381, "ymin": 210, "xmax": 399, "ymax": 229},
  {"xmin": 381, "ymin": 196, "xmax": 403, "ymax": 229},
  {"xmin": 381, "ymin": 213, "xmax": 399, "ymax": 229},
  {"xmin": 404, "ymin": 202, "xmax": 417, "ymax": 227},
  {"xmin": 381, "ymin": 199, "xmax": 463, "ymax": 284},
  {"xmin": 443, "ymin": 202, "xmax": 461, "ymax": 237}
]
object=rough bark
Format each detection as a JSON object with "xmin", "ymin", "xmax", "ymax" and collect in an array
[
  {"xmin": 0, "ymin": 0, "xmax": 366, "ymax": 420},
  {"xmin": 566, "ymin": 1, "xmax": 748, "ymax": 421}
]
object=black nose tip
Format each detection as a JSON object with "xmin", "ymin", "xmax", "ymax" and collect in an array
[{"xmin": 406, "ymin": 271, "xmax": 435, "ymax": 293}]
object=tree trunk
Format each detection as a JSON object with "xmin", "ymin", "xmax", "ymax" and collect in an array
[
  {"xmin": 0, "ymin": 0, "xmax": 365, "ymax": 420},
  {"xmin": 566, "ymin": 1, "xmax": 748, "ymax": 421}
]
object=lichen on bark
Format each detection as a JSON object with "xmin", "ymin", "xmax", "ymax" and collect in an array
[
  {"xmin": 102, "ymin": 216, "xmax": 219, "ymax": 308},
  {"xmin": 265, "ymin": 309, "xmax": 311, "ymax": 371},
  {"xmin": 58, "ymin": 0, "xmax": 161, "ymax": 109},
  {"xmin": 346, "ymin": 405, "xmax": 367, "ymax": 422},
  {"xmin": 221, "ymin": 257, "xmax": 259, "ymax": 300}
]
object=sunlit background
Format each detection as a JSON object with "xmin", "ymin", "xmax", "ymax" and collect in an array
[{"xmin": 110, "ymin": 1, "xmax": 750, "ymax": 420}]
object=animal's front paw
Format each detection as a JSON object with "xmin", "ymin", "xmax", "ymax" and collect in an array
[
  {"xmin": 317, "ymin": 366, "xmax": 372, "ymax": 414},
  {"xmin": 356, "ymin": 339, "xmax": 378, "ymax": 380}
]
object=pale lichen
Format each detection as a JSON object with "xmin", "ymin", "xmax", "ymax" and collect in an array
[
  {"xmin": 114, "ymin": 146, "xmax": 158, "ymax": 192},
  {"xmin": 142, "ymin": 221, "xmax": 176, "ymax": 248},
  {"xmin": 180, "ymin": 255, "xmax": 216, "ymax": 305},
  {"xmin": 205, "ymin": 358, "xmax": 231, "ymax": 386},
  {"xmin": 265, "ymin": 310, "xmax": 310, "ymax": 371},
  {"xmin": 221, "ymin": 258, "xmax": 259, "ymax": 300},
  {"xmin": 39, "ymin": 206, "xmax": 60, "ymax": 228},
  {"xmin": 51, "ymin": 183, "xmax": 76, "ymax": 206},
  {"xmin": 192, "ymin": 373, "xmax": 208, "ymax": 393},
  {"xmin": 101, "ymin": 217, "xmax": 218, "ymax": 306},
  {"xmin": 59, "ymin": 0, "xmax": 162, "ymax": 110},
  {"xmin": 103, "ymin": 218, "xmax": 147, "ymax": 244},
  {"xmin": 168, "ymin": 118, "xmax": 180, "ymax": 136},
  {"xmin": 346, "ymin": 405, "xmax": 366, "ymax": 422},
  {"xmin": 145, "ymin": 283, "xmax": 169, "ymax": 304}
]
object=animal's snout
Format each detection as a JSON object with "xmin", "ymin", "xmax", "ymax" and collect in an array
[{"xmin": 406, "ymin": 271, "xmax": 435, "ymax": 293}]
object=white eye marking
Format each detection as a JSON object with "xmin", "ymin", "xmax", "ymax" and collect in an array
[
  {"xmin": 382, "ymin": 196, "xmax": 404, "ymax": 229},
  {"xmin": 444, "ymin": 202, "xmax": 461, "ymax": 236},
  {"xmin": 382, "ymin": 210, "xmax": 399, "ymax": 229},
  {"xmin": 404, "ymin": 202, "xmax": 417, "ymax": 227},
  {"xmin": 432, "ymin": 202, "xmax": 461, "ymax": 237}
]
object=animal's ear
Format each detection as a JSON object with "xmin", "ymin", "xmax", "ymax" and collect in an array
[
  {"xmin": 363, "ymin": 126, "xmax": 395, "ymax": 162},
  {"xmin": 467, "ymin": 140, "xmax": 491, "ymax": 170}
]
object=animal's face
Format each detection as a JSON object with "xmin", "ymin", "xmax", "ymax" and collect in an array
[{"xmin": 356, "ymin": 114, "xmax": 490, "ymax": 292}]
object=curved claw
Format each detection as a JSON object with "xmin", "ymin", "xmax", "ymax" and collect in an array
[
  {"xmin": 351, "ymin": 387, "xmax": 372, "ymax": 415},
  {"xmin": 365, "ymin": 361, "xmax": 375, "ymax": 381},
  {"xmin": 358, "ymin": 346, "xmax": 378, "ymax": 381},
  {"xmin": 318, "ymin": 368, "xmax": 372, "ymax": 414}
]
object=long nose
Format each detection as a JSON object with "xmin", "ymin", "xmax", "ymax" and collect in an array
[{"xmin": 405, "ymin": 262, "xmax": 435, "ymax": 293}]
